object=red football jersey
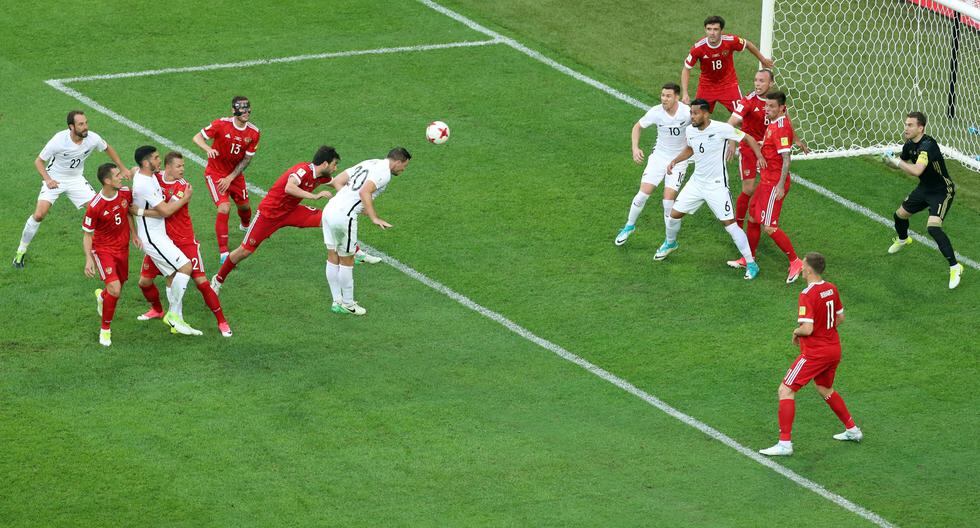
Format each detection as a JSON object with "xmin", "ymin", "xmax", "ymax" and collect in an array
[
  {"xmin": 258, "ymin": 162, "xmax": 332, "ymax": 220},
  {"xmin": 155, "ymin": 172, "xmax": 196, "ymax": 245},
  {"xmin": 797, "ymin": 280, "xmax": 844, "ymax": 359},
  {"xmin": 760, "ymin": 116, "xmax": 795, "ymax": 186},
  {"xmin": 82, "ymin": 188, "xmax": 133, "ymax": 252},
  {"xmin": 200, "ymin": 117, "xmax": 261, "ymax": 177},
  {"xmin": 684, "ymin": 34, "xmax": 747, "ymax": 92},
  {"xmin": 733, "ymin": 91, "xmax": 769, "ymax": 141}
]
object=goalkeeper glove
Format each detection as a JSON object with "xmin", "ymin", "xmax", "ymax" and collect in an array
[{"xmin": 879, "ymin": 152, "xmax": 900, "ymax": 169}]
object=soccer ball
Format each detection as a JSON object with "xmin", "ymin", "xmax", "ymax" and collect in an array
[{"xmin": 426, "ymin": 121, "xmax": 450, "ymax": 145}]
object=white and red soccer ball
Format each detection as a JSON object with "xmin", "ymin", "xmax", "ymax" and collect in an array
[{"xmin": 426, "ymin": 121, "xmax": 450, "ymax": 145}]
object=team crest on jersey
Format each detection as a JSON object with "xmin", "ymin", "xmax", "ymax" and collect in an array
[
  {"xmin": 244, "ymin": 137, "xmax": 252, "ymax": 144},
  {"xmin": 121, "ymin": 200, "xmax": 127, "ymax": 207},
  {"xmin": 722, "ymin": 50, "xmax": 729, "ymax": 56},
  {"xmin": 176, "ymin": 191, "xmax": 184, "ymax": 198},
  {"xmin": 105, "ymin": 267, "xmax": 113, "ymax": 274}
]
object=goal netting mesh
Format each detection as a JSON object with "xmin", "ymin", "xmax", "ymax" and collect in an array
[{"xmin": 768, "ymin": 0, "xmax": 980, "ymax": 171}]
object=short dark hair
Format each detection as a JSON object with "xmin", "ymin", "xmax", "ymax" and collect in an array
[
  {"xmin": 765, "ymin": 90, "xmax": 787, "ymax": 106},
  {"xmin": 758, "ymin": 69, "xmax": 775, "ymax": 82},
  {"xmin": 704, "ymin": 15, "xmax": 725, "ymax": 29},
  {"xmin": 661, "ymin": 83, "xmax": 681, "ymax": 95},
  {"xmin": 231, "ymin": 95, "xmax": 249, "ymax": 107},
  {"xmin": 67, "ymin": 110, "xmax": 85, "ymax": 127},
  {"xmin": 164, "ymin": 151, "xmax": 183, "ymax": 167},
  {"xmin": 804, "ymin": 252, "xmax": 826, "ymax": 275},
  {"xmin": 134, "ymin": 145, "xmax": 157, "ymax": 166},
  {"xmin": 313, "ymin": 145, "xmax": 340, "ymax": 165},
  {"xmin": 690, "ymin": 98, "xmax": 711, "ymax": 112},
  {"xmin": 907, "ymin": 111, "xmax": 927, "ymax": 127},
  {"xmin": 97, "ymin": 163, "xmax": 118, "ymax": 184},
  {"xmin": 387, "ymin": 147, "xmax": 412, "ymax": 162}
]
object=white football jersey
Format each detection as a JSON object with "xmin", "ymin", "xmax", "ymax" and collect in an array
[
  {"xmin": 638, "ymin": 102, "xmax": 691, "ymax": 155},
  {"xmin": 326, "ymin": 159, "xmax": 393, "ymax": 217},
  {"xmin": 38, "ymin": 129, "xmax": 108, "ymax": 181},
  {"xmin": 132, "ymin": 170, "xmax": 168, "ymax": 240},
  {"xmin": 685, "ymin": 120, "xmax": 745, "ymax": 186}
]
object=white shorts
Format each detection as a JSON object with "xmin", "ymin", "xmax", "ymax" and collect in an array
[
  {"xmin": 322, "ymin": 209, "xmax": 358, "ymax": 257},
  {"xmin": 641, "ymin": 151, "xmax": 688, "ymax": 191},
  {"xmin": 673, "ymin": 181, "xmax": 735, "ymax": 221},
  {"xmin": 137, "ymin": 226, "xmax": 190, "ymax": 276},
  {"xmin": 37, "ymin": 178, "xmax": 96, "ymax": 209}
]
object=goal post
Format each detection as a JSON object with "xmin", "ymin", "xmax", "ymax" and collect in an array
[{"xmin": 762, "ymin": 0, "xmax": 980, "ymax": 171}]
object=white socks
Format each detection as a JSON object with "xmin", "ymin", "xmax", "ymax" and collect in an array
[
  {"xmin": 665, "ymin": 216, "xmax": 682, "ymax": 243},
  {"xmin": 725, "ymin": 223, "xmax": 755, "ymax": 262},
  {"xmin": 662, "ymin": 199, "xmax": 675, "ymax": 230},
  {"xmin": 169, "ymin": 272, "xmax": 190, "ymax": 316},
  {"xmin": 325, "ymin": 261, "xmax": 342, "ymax": 303},
  {"xmin": 166, "ymin": 286, "xmax": 176, "ymax": 316},
  {"xmin": 339, "ymin": 265, "xmax": 354, "ymax": 304},
  {"xmin": 19, "ymin": 216, "xmax": 41, "ymax": 252},
  {"xmin": 626, "ymin": 191, "xmax": 650, "ymax": 226}
]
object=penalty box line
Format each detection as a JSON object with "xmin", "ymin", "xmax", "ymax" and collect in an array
[{"xmin": 47, "ymin": 20, "xmax": 896, "ymax": 528}]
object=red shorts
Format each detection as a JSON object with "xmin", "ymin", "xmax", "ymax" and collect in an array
[
  {"xmin": 751, "ymin": 180, "xmax": 791, "ymax": 227},
  {"xmin": 141, "ymin": 240, "xmax": 205, "ymax": 280},
  {"xmin": 205, "ymin": 173, "xmax": 249, "ymax": 207},
  {"xmin": 738, "ymin": 143, "xmax": 761, "ymax": 180},
  {"xmin": 91, "ymin": 248, "xmax": 129, "ymax": 285},
  {"xmin": 782, "ymin": 353, "xmax": 841, "ymax": 391},
  {"xmin": 696, "ymin": 85, "xmax": 741, "ymax": 113},
  {"xmin": 241, "ymin": 206, "xmax": 323, "ymax": 252}
]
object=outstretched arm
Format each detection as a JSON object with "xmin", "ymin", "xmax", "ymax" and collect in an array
[
  {"xmin": 745, "ymin": 40, "xmax": 774, "ymax": 68},
  {"xmin": 103, "ymin": 144, "xmax": 131, "ymax": 179}
]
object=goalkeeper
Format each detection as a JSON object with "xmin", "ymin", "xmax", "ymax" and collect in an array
[{"xmin": 882, "ymin": 112, "xmax": 963, "ymax": 289}]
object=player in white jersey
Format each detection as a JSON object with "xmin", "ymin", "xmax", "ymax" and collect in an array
[
  {"xmin": 654, "ymin": 99, "xmax": 765, "ymax": 280},
  {"xmin": 322, "ymin": 148, "xmax": 411, "ymax": 315},
  {"xmin": 14, "ymin": 111, "xmax": 130, "ymax": 268},
  {"xmin": 130, "ymin": 146, "xmax": 201, "ymax": 336},
  {"xmin": 615, "ymin": 83, "xmax": 692, "ymax": 246}
]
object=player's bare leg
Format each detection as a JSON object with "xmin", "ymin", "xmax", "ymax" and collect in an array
[
  {"xmin": 326, "ymin": 249, "xmax": 365, "ymax": 315},
  {"xmin": 215, "ymin": 201, "xmax": 232, "ymax": 263},
  {"xmin": 211, "ymin": 246, "xmax": 251, "ymax": 295},
  {"xmin": 815, "ymin": 384, "xmax": 862, "ymax": 442},
  {"xmin": 760, "ymin": 383, "xmax": 796, "ymax": 456},
  {"xmin": 14, "ymin": 200, "xmax": 52, "ymax": 268}
]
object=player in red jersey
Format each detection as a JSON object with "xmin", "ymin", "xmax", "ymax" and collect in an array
[
  {"xmin": 134, "ymin": 152, "xmax": 232, "ymax": 337},
  {"xmin": 211, "ymin": 146, "xmax": 342, "ymax": 294},
  {"xmin": 82, "ymin": 164, "xmax": 139, "ymax": 347},
  {"xmin": 681, "ymin": 15, "xmax": 773, "ymax": 112},
  {"xmin": 727, "ymin": 91, "xmax": 805, "ymax": 283},
  {"xmin": 760, "ymin": 253, "xmax": 862, "ymax": 456},
  {"xmin": 192, "ymin": 96, "xmax": 261, "ymax": 262},
  {"xmin": 728, "ymin": 71, "xmax": 810, "ymax": 228}
]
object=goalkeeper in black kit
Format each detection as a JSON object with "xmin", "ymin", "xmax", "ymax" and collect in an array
[{"xmin": 882, "ymin": 111, "xmax": 963, "ymax": 289}]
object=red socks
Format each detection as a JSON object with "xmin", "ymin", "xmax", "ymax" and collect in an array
[
  {"xmin": 101, "ymin": 291, "xmax": 119, "ymax": 330},
  {"xmin": 216, "ymin": 257, "xmax": 237, "ymax": 284},
  {"xmin": 216, "ymin": 211, "xmax": 230, "ymax": 253},
  {"xmin": 824, "ymin": 392, "xmax": 856, "ymax": 429},
  {"xmin": 746, "ymin": 221, "xmax": 761, "ymax": 256},
  {"xmin": 735, "ymin": 192, "xmax": 751, "ymax": 227},
  {"xmin": 769, "ymin": 228, "xmax": 798, "ymax": 262},
  {"xmin": 196, "ymin": 281, "xmax": 227, "ymax": 325},
  {"xmin": 237, "ymin": 206, "xmax": 252, "ymax": 229},
  {"xmin": 778, "ymin": 399, "xmax": 796, "ymax": 441},
  {"xmin": 139, "ymin": 284, "xmax": 163, "ymax": 312}
]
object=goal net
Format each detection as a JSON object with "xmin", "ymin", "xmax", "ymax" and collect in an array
[{"xmin": 762, "ymin": 0, "xmax": 980, "ymax": 171}]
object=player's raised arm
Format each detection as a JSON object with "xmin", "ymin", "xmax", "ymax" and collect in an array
[
  {"xmin": 103, "ymin": 144, "xmax": 131, "ymax": 179},
  {"xmin": 680, "ymin": 67, "xmax": 692, "ymax": 105},
  {"xmin": 358, "ymin": 181, "xmax": 391, "ymax": 229},
  {"xmin": 744, "ymin": 39, "xmax": 774, "ymax": 68}
]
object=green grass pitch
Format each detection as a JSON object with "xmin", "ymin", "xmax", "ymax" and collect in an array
[{"xmin": 1, "ymin": 1, "xmax": 976, "ymax": 526}]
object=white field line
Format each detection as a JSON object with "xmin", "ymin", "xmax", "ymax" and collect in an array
[
  {"xmin": 417, "ymin": 1, "xmax": 900, "ymax": 527},
  {"xmin": 44, "ymin": 18, "xmax": 898, "ymax": 526},
  {"xmin": 418, "ymin": 0, "xmax": 976, "ymax": 274},
  {"xmin": 50, "ymin": 40, "xmax": 501, "ymax": 83}
]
